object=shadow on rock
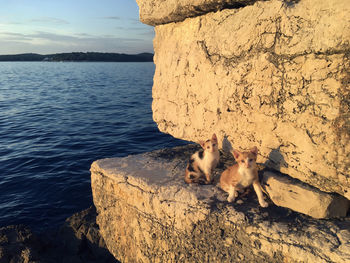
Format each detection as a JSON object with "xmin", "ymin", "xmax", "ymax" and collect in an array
[
  {"xmin": 264, "ymin": 147, "xmax": 288, "ymax": 172},
  {"xmin": 0, "ymin": 206, "xmax": 118, "ymax": 263}
]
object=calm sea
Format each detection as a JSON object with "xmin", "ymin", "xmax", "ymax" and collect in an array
[{"xmin": 0, "ymin": 62, "xmax": 187, "ymax": 231}]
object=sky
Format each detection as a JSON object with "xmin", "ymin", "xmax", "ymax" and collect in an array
[{"xmin": 0, "ymin": 0, "xmax": 154, "ymax": 55}]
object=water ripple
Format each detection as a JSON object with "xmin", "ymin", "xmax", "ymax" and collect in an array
[{"xmin": 0, "ymin": 62, "xmax": 188, "ymax": 231}]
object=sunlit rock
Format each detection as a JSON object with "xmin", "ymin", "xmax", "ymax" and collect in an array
[
  {"xmin": 142, "ymin": 0, "xmax": 350, "ymax": 199},
  {"xmin": 90, "ymin": 146, "xmax": 350, "ymax": 262}
]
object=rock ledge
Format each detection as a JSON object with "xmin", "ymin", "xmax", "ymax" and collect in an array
[
  {"xmin": 91, "ymin": 145, "xmax": 350, "ymax": 263},
  {"xmin": 136, "ymin": 0, "xmax": 263, "ymax": 26}
]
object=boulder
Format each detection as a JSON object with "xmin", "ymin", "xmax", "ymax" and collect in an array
[
  {"xmin": 0, "ymin": 225, "xmax": 42, "ymax": 263},
  {"xmin": 57, "ymin": 206, "xmax": 117, "ymax": 263},
  {"xmin": 90, "ymin": 145, "xmax": 350, "ymax": 263},
  {"xmin": 145, "ymin": 0, "xmax": 350, "ymax": 199},
  {"xmin": 262, "ymin": 171, "xmax": 350, "ymax": 219},
  {"xmin": 0, "ymin": 207, "xmax": 117, "ymax": 263}
]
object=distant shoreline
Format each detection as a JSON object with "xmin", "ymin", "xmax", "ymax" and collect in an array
[{"xmin": 0, "ymin": 52, "xmax": 154, "ymax": 62}]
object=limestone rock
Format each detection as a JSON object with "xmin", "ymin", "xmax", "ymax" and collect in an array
[
  {"xmin": 90, "ymin": 145, "xmax": 350, "ymax": 263},
  {"xmin": 148, "ymin": 0, "xmax": 350, "ymax": 199},
  {"xmin": 136, "ymin": 0, "xmax": 260, "ymax": 26},
  {"xmin": 262, "ymin": 171, "xmax": 350, "ymax": 218}
]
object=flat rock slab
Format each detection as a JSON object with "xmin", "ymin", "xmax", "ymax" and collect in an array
[
  {"xmin": 262, "ymin": 171, "xmax": 349, "ymax": 219},
  {"xmin": 91, "ymin": 145, "xmax": 350, "ymax": 263}
]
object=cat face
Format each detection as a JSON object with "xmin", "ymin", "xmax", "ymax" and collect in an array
[
  {"xmin": 233, "ymin": 146, "xmax": 258, "ymax": 168},
  {"xmin": 200, "ymin": 133, "xmax": 218, "ymax": 153}
]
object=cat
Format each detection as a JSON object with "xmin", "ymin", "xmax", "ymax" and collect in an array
[
  {"xmin": 220, "ymin": 146, "xmax": 268, "ymax": 207},
  {"xmin": 184, "ymin": 133, "xmax": 220, "ymax": 184}
]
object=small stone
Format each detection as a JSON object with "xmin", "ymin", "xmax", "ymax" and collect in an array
[{"xmin": 236, "ymin": 199, "xmax": 244, "ymax": 205}]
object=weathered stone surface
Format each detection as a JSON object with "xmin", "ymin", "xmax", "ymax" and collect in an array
[
  {"xmin": 136, "ymin": 0, "xmax": 261, "ymax": 26},
  {"xmin": 150, "ymin": 0, "xmax": 350, "ymax": 199},
  {"xmin": 90, "ymin": 145, "xmax": 350, "ymax": 263},
  {"xmin": 262, "ymin": 171, "xmax": 349, "ymax": 218}
]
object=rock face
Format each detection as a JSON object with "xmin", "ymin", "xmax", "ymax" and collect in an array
[
  {"xmin": 90, "ymin": 145, "xmax": 350, "ymax": 263},
  {"xmin": 262, "ymin": 171, "xmax": 349, "ymax": 219},
  {"xmin": 139, "ymin": 0, "xmax": 350, "ymax": 199}
]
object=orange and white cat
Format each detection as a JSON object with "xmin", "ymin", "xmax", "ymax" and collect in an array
[
  {"xmin": 185, "ymin": 134, "xmax": 220, "ymax": 184},
  {"xmin": 220, "ymin": 146, "xmax": 268, "ymax": 207}
]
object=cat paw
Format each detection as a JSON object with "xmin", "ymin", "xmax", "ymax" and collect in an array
[
  {"xmin": 227, "ymin": 196, "xmax": 235, "ymax": 202},
  {"xmin": 259, "ymin": 200, "xmax": 268, "ymax": 208}
]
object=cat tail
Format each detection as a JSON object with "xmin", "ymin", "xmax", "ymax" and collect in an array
[
  {"xmin": 259, "ymin": 178, "xmax": 271, "ymax": 198},
  {"xmin": 185, "ymin": 168, "xmax": 208, "ymax": 184},
  {"xmin": 184, "ymin": 170, "xmax": 201, "ymax": 184}
]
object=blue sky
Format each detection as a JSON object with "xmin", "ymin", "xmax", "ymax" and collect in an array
[{"xmin": 0, "ymin": 0, "xmax": 154, "ymax": 54}]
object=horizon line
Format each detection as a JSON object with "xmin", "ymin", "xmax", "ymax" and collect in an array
[{"xmin": 0, "ymin": 51, "xmax": 154, "ymax": 56}]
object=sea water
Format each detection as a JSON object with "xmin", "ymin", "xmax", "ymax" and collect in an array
[{"xmin": 0, "ymin": 62, "xmax": 187, "ymax": 231}]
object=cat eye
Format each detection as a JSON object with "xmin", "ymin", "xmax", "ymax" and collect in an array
[
  {"xmin": 248, "ymin": 158, "xmax": 253, "ymax": 162},
  {"xmin": 207, "ymin": 146, "xmax": 210, "ymax": 149},
  {"xmin": 212, "ymin": 143, "xmax": 216, "ymax": 147},
  {"xmin": 241, "ymin": 160, "xmax": 245, "ymax": 163}
]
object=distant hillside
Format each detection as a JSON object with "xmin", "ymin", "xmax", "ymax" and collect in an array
[{"xmin": 0, "ymin": 52, "xmax": 154, "ymax": 62}]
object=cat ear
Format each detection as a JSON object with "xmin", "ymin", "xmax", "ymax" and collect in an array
[
  {"xmin": 250, "ymin": 146, "xmax": 258, "ymax": 156},
  {"xmin": 199, "ymin": 140, "xmax": 205, "ymax": 149},
  {"xmin": 232, "ymin": 149, "xmax": 241, "ymax": 160},
  {"xmin": 212, "ymin": 133, "xmax": 217, "ymax": 142}
]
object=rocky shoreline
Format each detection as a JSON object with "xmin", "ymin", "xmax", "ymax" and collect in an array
[
  {"xmin": 1, "ymin": 145, "xmax": 349, "ymax": 262},
  {"xmin": 0, "ymin": 206, "xmax": 118, "ymax": 263}
]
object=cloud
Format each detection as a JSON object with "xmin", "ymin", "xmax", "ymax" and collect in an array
[
  {"xmin": 30, "ymin": 31, "xmax": 79, "ymax": 41},
  {"xmin": 30, "ymin": 17, "xmax": 69, "ymax": 25},
  {"xmin": 118, "ymin": 27, "xmax": 154, "ymax": 38},
  {"xmin": 0, "ymin": 30, "xmax": 143, "ymax": 42},
  {"xmin": 0, "ymin": 32, "xmax": 33, "ymax": 41},
  {"xmin": 75, "ymin": 33, "xmax": 93, "ymax": 37},
  {"xmin": 138, "ymin": 28, "xmax": 154, "ymax": 37},
  {"xmin": 102, "ymin": 16, "xmax": 121, "ymax": 20},
  {"xmin": 0, "ymin": 30, "xmax": 154, "ymax": 54},
  {"xmin": 101, "ymin": 16, "xmax": 143, "ymax": 24},
  {"xmin": 115, "ymin": 26, "xmax": 151, "ymax": 31},
  {"xmin": 0, "ymin": 21, "xmax": 22, "ymax": 25},
  {"xmin": 114, "ymin": 24, "xmax": 154, "ymax": 39}
]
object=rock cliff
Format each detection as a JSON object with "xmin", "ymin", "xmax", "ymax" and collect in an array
[
  {"xmin": 90, "ymin": 146, "xmax": 350, "ymax": 262},
  {"xmin": 88, "ymin": 0, "xmax": 350, "ymax": 261},
  {"xmin": 136, "ymin": 0, "xmax": 350, "ymax": 200}
]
